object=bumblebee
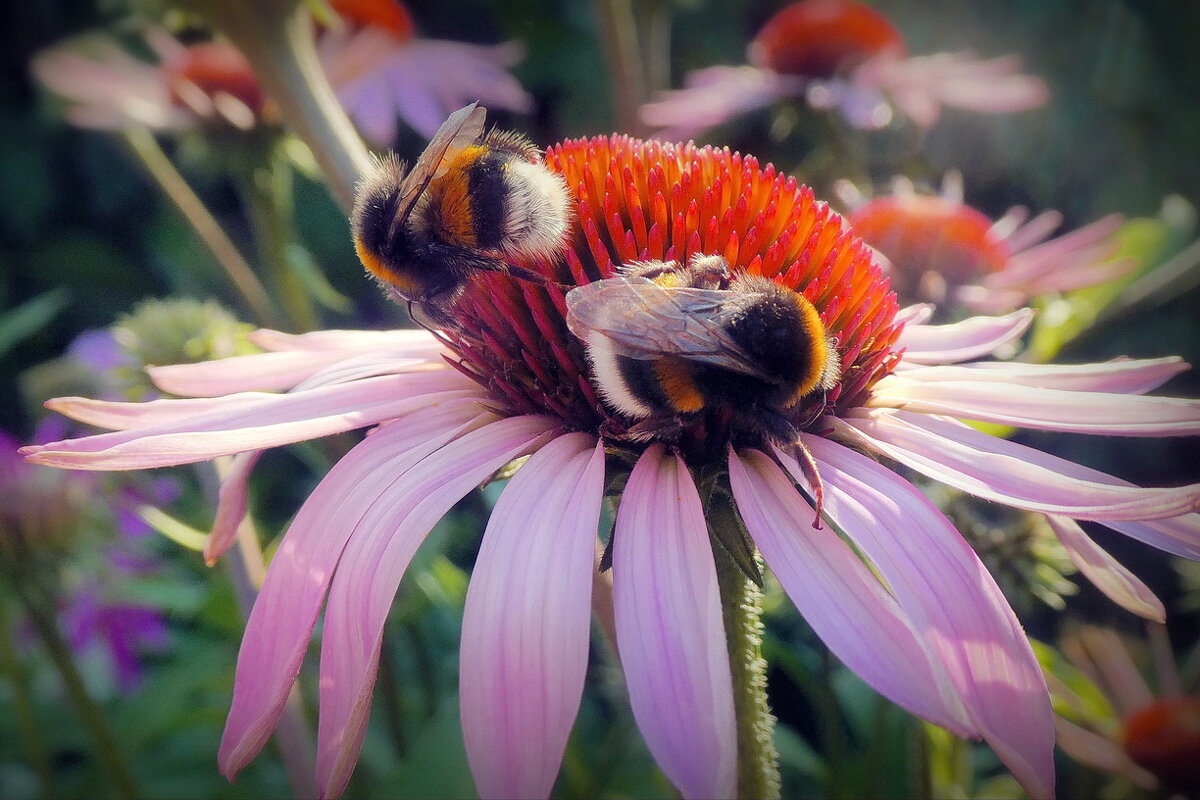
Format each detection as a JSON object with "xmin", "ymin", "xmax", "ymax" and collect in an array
[
  {"xmin": 351, "ymin": 103, "xmax": 571, "ymax": 326},
  {"xmin": 565, "ymin": 254, "xmax": 840, "ymax": 442}
]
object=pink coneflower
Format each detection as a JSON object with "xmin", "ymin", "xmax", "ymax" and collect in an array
[
  {"xmin": 640, "ymin": 0, "xmax": 1048, "ymax": 137},
  {"xmin": 24, "ymin": 133, "xmax": 1200, "ymax": 800},
  {"xmin": 31, "ymin": 29, "xmax": 270, "ymax": 131},
  {"xmin": 317, "ymin": 0, "xmax": 532, "ymax": 145},
  {"xmin": 837, "ymin": 174, "xmax": 1134, "ymax": 315},
  {"xmin": 1051, "ymin": 625, "xmax": 1200, "ymax": 795}
]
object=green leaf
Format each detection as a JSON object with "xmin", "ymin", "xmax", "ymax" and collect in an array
[
  {"xmin": 286, "ymin": 242, "xmax": 352, "ymax": 313},
  {"xmin": 0, "ymin": 289, "xmax": 69, "ymax": 359}
]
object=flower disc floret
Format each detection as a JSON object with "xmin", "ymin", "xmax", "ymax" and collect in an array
[{"xmin": 443, "ymin": 134, "xmax": 903, "ymax": 453}]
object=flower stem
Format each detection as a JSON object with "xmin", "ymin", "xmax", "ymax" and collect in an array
[
  {"xmin": 13, "ymin": 578, "xmax": 142, "ymax": 799},
  {"xmin": 192, "ymin": 0, "xmax": 372, "ymax": 214},
  {"xmin": 0, "ymin": 595, "xmax": 58, "ymax": 799},
  {"xmin": 122, "ymin": 127, "xmax": 283, "ymax": 329},
  {"xmin": 707, "ymin": 487, "xmax": 781, "ymax": 800},
  {"xmin": 235, "ymin": 138, "xmax": 319, "ymax": 332}
]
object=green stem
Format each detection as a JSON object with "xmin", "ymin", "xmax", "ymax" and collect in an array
[
  {"xmin": 192, "ymin": 0, "xmax": 372, "ymax": 214},
  {"xmin": 122, "ymin": 127, "xmax": 283, "ymax": 329},
  {"xmin": 707, "ymin": 489, "xmax": 781, "ymax": 800},
  {"xmin": 592, "ymin": 0, "xmax": 647, "ymax": 135},
  {"xmin": 14, "ymin": 579, "xmax": 142, "ymax": 799},
  {"xmin": 0, "ymin": 595, "xmax": 58, "ymax": 799},
  {"xmin": 236, "ymin": 139, "xmax": 319, "ymax": 331}
]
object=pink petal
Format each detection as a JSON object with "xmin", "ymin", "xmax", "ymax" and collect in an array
[
  {"xmin": 25, "ymin": 372, "xmax": 481, "ymax": 469},
  {"xmin": 788, "ymin": 437, "xmax": 1055, "ymax": 800},
  {"xmin": 1045, "ymin": 516, "xmax": 1164, "ymax": 622},
  {"xmin": 640, "ymin": 65, "xmax": 797, "ymax": 141},
  {"xmin": 893, "ymin": 357, "xmax": 1188, "ymax": 395},
  {"xmin": 205, "ymin": 450, "xmax": 262, "ymax": 565},
  {"xmin": 1103, "ymin": 515, "xmax": 1200, "ymax": 560},
  {"xmin": 315, "ymin": 416, "xmax": 560, "ymax": 800},
  {"xmin": 868, "ymin": 377, "xmax": 1200, "ymax": 436},
  {"xmin": 218, "ymin": 399, "xmax": 493, "ymax": 779},
  {"xmin": 613, "ymin": 446, "xmax": 736, "ymax": 800},
  {"xmin": 897, "ymin": 309, "xmax": 1033, "ymax": 363},
  {"xmin": 460, "ymin": 434, "xmax": 605, "ymax": 799},
  {"xmin": 1054, "ymin": 716, "xmax": 1158, "ymax": 790},
  {"xmin": 149, "ymin": 350, "xmax": 437, "ymax": 397},
  {"xmin": 836, "ymin": 411, "xmax": 1200, "ymax": 520},
  {"xmin": 728, "ymin": 448, "xmax": 972, "ymax": 737},
  {"xmin": 248, "ymin": 328, "xmax": 438, "ymax": 353}
]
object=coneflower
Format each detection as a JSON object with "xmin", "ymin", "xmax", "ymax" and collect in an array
[{"xmin": 24, "ymin": 132, "xmax": 1200, "ymax": 800}]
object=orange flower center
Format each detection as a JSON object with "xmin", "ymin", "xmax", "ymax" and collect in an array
[
  {"xmin": 445, "ymin": 135, "xmax": 902, "ymax": 458},
  {"xmin": 749, "ymin": 0, "xmax": 905, "ymax": 78},
  {"xmin": 330, "ymin": 0, "xmax": 416, "ymax": 40},
  {"xmin": 1122, "ymin": 696, "xmax": 1200, "ymax": 792},
  {"xmin": 849, "ymin": 194, "xmax": 1010, "ymax": 286},
  {"xmin": 164, "ymin": 41, "xmax": 264, "ymax": 115}
]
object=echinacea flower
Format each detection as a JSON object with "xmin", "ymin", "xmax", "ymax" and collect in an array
[
  {"xmin": 640, "ymin": 0, "xmax": 1048, "ymax": 137},
  {"xmin": 23, "ymin": 132, "xmax": 1200, "ymax": 800},
  {"xmin": 1049, "ymin": 624, "xmax": 1200, "ymax": 795},
  {"xmin": 837, "ymin": 174, "xmax": 1134, "ymax": 316},
  {"xmin": 32, "ymin": 28, "xmax": 271, "ymax": 132},
  {"xmin": 317, "ymin": 0, "xmax": 532, "ymax": 145}
]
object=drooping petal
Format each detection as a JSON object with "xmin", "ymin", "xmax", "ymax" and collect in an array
[
  {"xmin": 836, "ymin": 411, "xmax": 1200, "ymax": 520},
  {"xmin": 218, "ymin": 399, "xmax": 493, "ymax": 779},
  {"xmin": 25, "ymin": 372, "xmax": 481, "ymax": 469},
  {"xmin": 206, "ymin": 450, "xmax": 262, "ymax": 565},
  {"xmin": 612, "ymin": 446, "xmax": 736, "ymax": 800},
  {"xmin": 784, "ymin": 437, "xmax": 1056, "ymax": 800},
  {"xmin": 315, "ymin": 416, "xmax": 560, "ymax": 800},
  {"xmin": 1045, "ymin": 515, "xmax": 1164, "ymax": 622},
  {"xmin": 868, "ymin": 375, "xmax": 1200, "ymax": 436},
  {"xmin": 728, "ymin": 448, "xmax": 972, "ymax": 737},
  {"xmin": 460, "ymin": 434, "xmax": 605, "ymax": 800},
  {"xmin": 892, "ymin": 357, "xmax": 1188, "ymax": 395},
  {"xmin": 896, "ymin": 309, "xmax": 1033, "ymax": 363},
  {"xmin": 1103, "ymin": 515, "xmax": 1200, "ymax": 560},
  {"xmin": 1053, "ymin": 716, "xmax": 1158, "ymax": 790}
]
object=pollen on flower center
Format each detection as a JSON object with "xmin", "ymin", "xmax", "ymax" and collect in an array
[{"xmin": 442, "ymin": 134, "xmax": 904, "ymax": 458}]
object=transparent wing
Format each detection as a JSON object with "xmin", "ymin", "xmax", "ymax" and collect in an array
[
  {"xmin": 389, "ymin": 103, "xmax": 486, "ymax": 235},
  {"xmin": 565, "ymin": 277, "xmax": 774, "ymax": 380}
]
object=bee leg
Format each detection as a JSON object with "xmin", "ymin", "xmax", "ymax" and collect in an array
[{"xmin": 788, "ymin": 439, "xmax": 826, "ymax": 530}]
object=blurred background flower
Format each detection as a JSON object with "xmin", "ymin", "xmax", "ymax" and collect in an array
[
  {"xmin": 318, "ymin": 0, "xmax": 532, "ymax": 146},
  {"xmin": 836, "ymin": 173, "xmax": 1133, "ymax": 318},
  {"xmin": 640, "ymin": 0, "xmax": 1047, "ymax": 139}
]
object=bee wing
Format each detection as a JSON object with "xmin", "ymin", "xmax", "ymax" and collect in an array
[
  {"xmin": 389, "ymin": 103, "xmax": 486, "ymax": 230},
  {"xmin": 565, "ymin": 277, "xmax": 775, "ymax": 380}
]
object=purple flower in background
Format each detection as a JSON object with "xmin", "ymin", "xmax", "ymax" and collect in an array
[
  {"xmin": 318, "ymin": 0, "xmax": 532, "ymax": 145},
  {"xmin": 22, "ymin": 133, "xmax": 1200, "ymax": 800},
  {"xmin": 62, "ymin": 587, "xmax": 169, "ymax": 693},
  {"xmin": 837, "ymin": 174, "xmax": 1133, "ymax": 314},
  {"xmin": 641, "ymin": 0, "xmax": 1048, "ymax": 137}
]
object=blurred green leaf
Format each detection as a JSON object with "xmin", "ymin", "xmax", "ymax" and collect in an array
[
  {"xmin": 0, "ymin": 289, "xmax": 69, "ymax": 360},
  {"xmin": 286, "ymin": 242, "xmax": 351, "ymax": 313},
  {"xmin": 1031, "ymin": 638, "xmax": 1116, "ymax": 725},
  {"xmin": 370, "ymin": 697, "xmax": 477, "ymax": 800}
]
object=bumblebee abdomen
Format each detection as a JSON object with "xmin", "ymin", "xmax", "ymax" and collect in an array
[{"xmin": 725, "ymin": 276, "xmax": 838, "ymax": 407}]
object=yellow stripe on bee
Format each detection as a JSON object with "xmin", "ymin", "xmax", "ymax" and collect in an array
[
  {"xmin": 355, "ymin": 237, "xmax": 419, "ymax": 294},
  {"xmin": 429, "ymin": 146, "xmax": 486, "ymax": 248},
  {"xmin": 652, "ymin": 272, "xmax": 685, "ymax": 288},
  {"xmin": 652, "ymin": 357, "xmax": 706, "ymax": 413},
  {"xmin": 785, "ymin": 292, "xmax": 831, "ymax": 407}
]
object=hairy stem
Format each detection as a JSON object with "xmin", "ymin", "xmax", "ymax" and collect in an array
[{"xmin": 708, "ymin": 489, "xmax": 781, "ymax": 800}]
